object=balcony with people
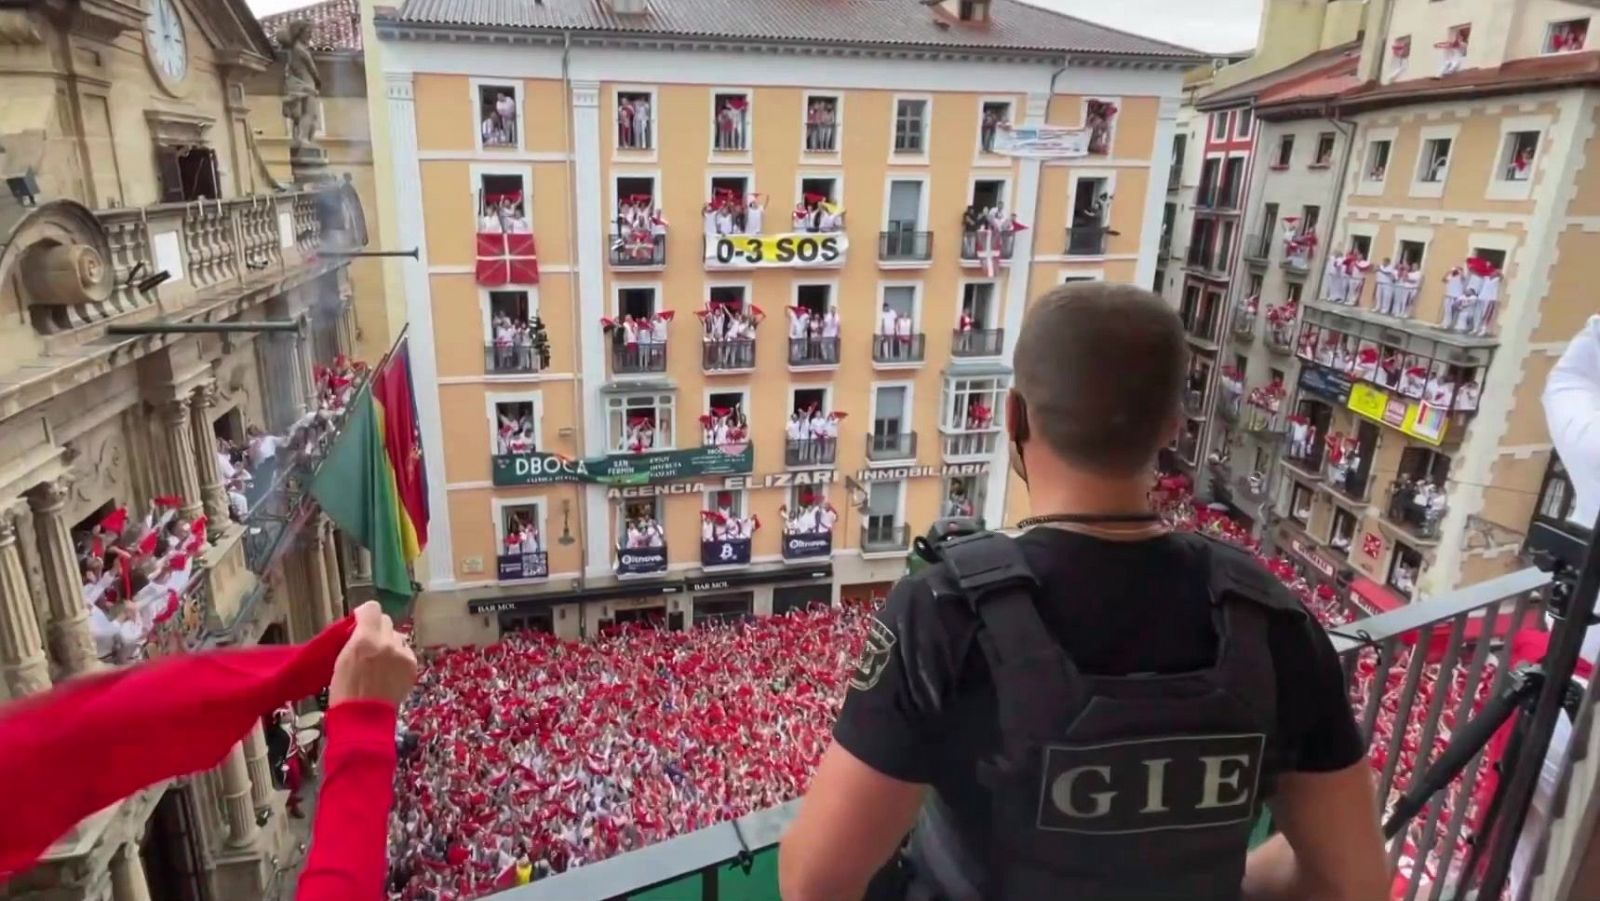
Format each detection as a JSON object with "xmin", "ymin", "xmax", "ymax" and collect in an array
[
  {"xmin": 699, "ymin": 294, "xmax": 763, "ymax": 373},
  {"xmin": 1179, "ymin": 287, "xmax": 1223, "ymax": 349},
  {"xmin": 1283, "ymin": 400, "xmax": 1331, "ymax": 479},
  {"xmin": 486, "ymin": 299, "xmax": 550, "ymax": 375},
  {"xmin": 701, "ymin": 405, "xmax": 750, "ymax": 455},
  {"xmin": 602, "ymin": 308, "xmax": 671, "ymax": 376},
  {"xmin": 779, "ymin": 491, "xmax": 837, "ymax": 561},
  {"xmin": 1280, "ymin": 218, "xmax": 1317, "ymax": 273},
  {"xmin": 497, "ymin": 506, "xmax": 548, "ymax": 582},
  {"xmin": 784, "ymin": 399, "xmax": 842, "ymax": 468},
  {"xmin": 940, "ymin": 377, "xmax": 1003, "ymax": 461},
  {"xmin": 1066, "ymin": 176, "xmax": 1114, "ymax": 256},
  {"xmin": 786, "ymin": 295, "xmax": 841, "ymax": 369},
  {"xmin": 700, "ymin": 492, "xmax": 759, "ymax": 568},
  {"xmin": 1264, "ymin": 299, "xmax": 1299, "ymax": 355},
  {"xmin": 79, "ymin": 497, "xmax": 212, "ymax": 666},
  {"xmin": 1383, "ymin": 448, "xmax": 1452, "ymax": 544},
  {"xmin": 610, "ymin": 192, "xmax": 668, "ymax": 269},
  {"xmin": 1322, "ymin": 429, "xmax": 1375, "ymax": 503},
  {"xmin": 1242, "ymin": 381, "xmax": 1286, "ymax": 438},
  {"xmin": 951, "ymin": 320, "xmax": 1003, "ymax": 359},
  {"xmin": 615, "ymin": 500, "xmax": 667, "ymax": 577},
  {"xmin": 958, "ymin": 191, "xmax": 1026, "ymax": 274},
  {"xmin": 873, "ymin": 304, "xmax": 925, "ymax": 368},
  {"xmin": 1232, "ymin": 294, "xmax": 1258, "ymax": 341},
  {"xmin": 1216, "ymin": 365, "xmax": 1244, "ymax": 423}
]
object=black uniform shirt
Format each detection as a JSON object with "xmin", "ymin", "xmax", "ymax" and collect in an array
[{"xmin": 834, "ymin": 529, "xmax": 1364, "ymax": 797}]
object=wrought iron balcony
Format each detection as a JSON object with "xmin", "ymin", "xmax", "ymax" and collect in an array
[
  {"xmin": 878, "ymin": 230, "xmax": 933, "ymax": 262},
  {"xmin": 1283, "ymin": 445, "xmax": 1324, "ymax": 478},
  {"xmin": 1217, "ymin": 392, "xmax": 1242, "ymax": 422},
  {"xmin": 866, "ymin": 430, "xmax": 918, "ymax": 462},
  {"xmin": 785, "ymin": 438, "xmax": 838, "ymax": 467},
  {"xmin": 1243, "ymin": 403, "xmax": 1285, "ymax": 437},
  {"xmin": 485, "ymin": 343, "xmax": 545, "ymax": 375},
  {"xmin": 872, "ymin": 332, "xmax": 925, "ymax": 366},
  {"xmin": 788, "ymin": 336, "xmax": 840, "ymax": 368},
  {"xmin": 1386, "ymin": 480, "xmax": 1447, "ymax": 542},
  {"xmin": 958, "ymin": 230, "xmax": 1015, "ymax": 268},
  {"xmin": 1232, "ymin": 308, "xmax": 1257, "ymax": 340},
  {"xmin": 1325, "ymin": 461, "xmax": 1371, "ymax": 503},
  {"xmin": 611, "ymin": 343, "xmax": 667, "ymax": 375},
  {"xmin": 1264, "ymin": 322, "xmax": 1296, "ymax": 355},
  {"xmin": 609, "ymin": 232, "xmax": 668, "ymax": 268},
  {"xmin": 950, "ymin": 328, "xmax": 1003, "ymax": 358},
  {"xmin": 702, "ymin": 339, "xmax": 756, "ymax": 373},
  {"xmin": 1065, "ymin": 225, "xmax": 1110, "ymax": 256},
  {"xmin": 862, "ymin": 522, "xmax": 910, "ymax": 553}
]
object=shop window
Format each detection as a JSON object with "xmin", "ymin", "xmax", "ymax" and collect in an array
[
  {"xmin": 773, "ymin": 583, "xmax": 832, "ymax": 616},
  {"xmin": 694, "ymin": 592, "xmax": 754, "ymax": 626}
]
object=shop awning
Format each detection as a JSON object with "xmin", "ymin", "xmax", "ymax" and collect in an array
[{"xmin": 1349, "ymin": 576, "xmax": 1406, "ymax": 615}]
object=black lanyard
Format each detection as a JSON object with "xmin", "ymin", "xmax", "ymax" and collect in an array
[{"xmin": 1016, "ymin": 512, "xmax": 1164, "ymax": 528}]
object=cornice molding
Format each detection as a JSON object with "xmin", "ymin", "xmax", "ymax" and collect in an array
[{"xmin": 371, "ymin": 23, "xmax": 1195, "ymax": 72}]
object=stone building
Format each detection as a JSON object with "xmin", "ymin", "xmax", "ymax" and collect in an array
[{"xmin": 0, "ymin": 0, "xmax": 373, "ymax": 896}]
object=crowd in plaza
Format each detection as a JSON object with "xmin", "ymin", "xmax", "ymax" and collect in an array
[{"xmin": 384, "ymin": 472, "xmax": 1514, "ymax": 899}]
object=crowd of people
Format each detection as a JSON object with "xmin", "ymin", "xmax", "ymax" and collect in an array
[
  {"xmin": 804, "ymin": 100, "xmax": 839, "ymax": 152},
  {"xmin": 959, "ymin": 204, "xmax": 1026, "ymax": 261},
  {"xmin": 79, "ymin": 497, "xmax": 208, "ymax": 663},
  {"xmin": 1388, "ymin": 475, "xmax": 1450, "ymax": 538},
  {"xmin": 601, "ymin": 312, "xmax": 672, "ymax": 374},
  {"xmin": 1298, "ymin": 326, "xmax": 1482, "ymax": 412},
  {"xmin": 387, "ymin": 607, "xmax": 870, "ymax": 898},
  {"xmin": 784, "ymin": 407, "xmax": 842, "ymax": 464},
  {"xmin": 778, "ymin": 492, "xmax": 838, "ymax": 536},
  {"xmin": 699, "ymin": 303, "xmax": 763, "ymax": 370},
  {"xmin": 490, "ymin": 313, "xmax": 550, "ymax": 373},
  {"xmin": 702, "ymin": 191, "xmax": 761, "ymax": 236},
  {"xmin": 714, "ymin": 96, "xmax": 751, "ymax": 152},
  {"xmin": 786, "ymin": 305, "xmax": 841, "ymax": 365},
  {"xmin": 619, "ymin": 502, "xmax": 666, "ymax": 549}
]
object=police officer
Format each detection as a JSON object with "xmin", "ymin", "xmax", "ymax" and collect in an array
[{"xmin": 780, "ymin": 284, "xmax": 1387, "ymax": 901}]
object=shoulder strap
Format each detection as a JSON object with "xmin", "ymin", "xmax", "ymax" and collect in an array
[
  {"xmin": 938, "ymin": 533, "xmax": 1085, "ymax": 756},
  {"xmin": 1175, "ymin": 532, "xmax": 1309, "ymax": 620}
]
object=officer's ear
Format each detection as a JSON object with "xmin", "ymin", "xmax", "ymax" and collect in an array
[{"xmin": 1006, "ymin": 389, "xmax": 1030, "ymax": 444}]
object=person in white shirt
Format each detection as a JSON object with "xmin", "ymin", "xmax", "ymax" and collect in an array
[
  {"xmin": 1323, "ymin": 255, "xmax": 1347, "ymax": 304},
  {"xmin": 246, "ymin": 426, "xmax": 285, "ymax": 468},
  {"xmin": 1397, "ymin": 267, "xmax": 1423, "ymax": 318},
  {"xmin": 703, "ymin": 203, "xmax": 719, "ymax": 237},
  {"xmin": 1544, "ymin": 315, "xmax": 1600, "ymax": 529},
  {"xmin": 1440, "ymin": 266, "xmax": 1466, "ymax": 328},
  {"xmin": 745, "ymin": 196, "xmax": 763, "ymax": 235},
  {"xmin": 633, "ymin": 98, "xmax": 651, "ymax": 148},
  {"xmin": 1374, "ymin": 258, "xmax": 1398, "ymax": 316},
  {"xmin": 877, "ymin": 305, "xmax": 898, "ymax": 360},
  {"xmin": 1471, "ymin": 269, "xmax": 1501, "ymax": 337}
]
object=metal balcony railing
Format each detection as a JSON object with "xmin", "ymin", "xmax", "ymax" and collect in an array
[
  {"xmin": 1183, "ymin": 314, "xmax": 1221, "ymax": 346},
  {"xmin": 611, "ymin": 343, "xmax": 667, "ymax": 375},
  {"xmin": 958, "ymin": 230, "xmax": 1015, "ymax": 266},
  {"xmin": 609, "ymin": 233, "xmax": 667, "ymax": 268},
  {"xmin": 785, "ymin": 438, "xmax": 838, "ymax": 467},
  {"xmin": 485, "ymin": 343, "xmax": 545, "ymax": 375},
  {"xmin": 1243, "ymin": 403, "xmax": 1285, "ymax": 437},
  {"xmin": 1264, "ymin": 322, "xmax": 1296, "ymax": 355},
  {"xmin": 788, "ymin": 336, "xmax": 840, "ymax": 368},
  {"xmin": 951, "ymin": 328, "xmax": 1003, "ymax": 357},
  {"xmin": 1065, "ymin": 225, "xmax": 1110, "ymax": 256},
  {"xmin": 879, "ymin": 230, "xmax": 933, "ymax": 262},
  {"xmin": 872, "ymin": 333, "xmax": 925, "ymax": 365},
  {"xmin": 1232, "ymin": 308, "xmax": 1256, "ymax": 340},
  {"xmin": 1283, "ymin": 445, "xmax": 1324, "ymax": 477},
  {"xmin": 862, "ymin": 522, "xmax": 910, "ymax": 553},
  {"xmin": 943, "ymin": 429, "xmax": 1000, "ymax": 459},
  {"xmin": 495, "ymin": 566, "xmax": 1583, "ymax": 901},
  {"xmin": 866, "ymin": 430, "xmax": 917, "ymax": 461},
  {"xmin": 702, "ymin": 339, "xmax": 756, "ymax": 372},
  {"xmin": 1325, "ymin": 461, "xmax": 1371, "ymax": 503}
]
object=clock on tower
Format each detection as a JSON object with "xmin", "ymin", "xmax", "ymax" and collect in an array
[{"xmin": 144, "ymin": 0, "xmax": 189, "ymax": 91}]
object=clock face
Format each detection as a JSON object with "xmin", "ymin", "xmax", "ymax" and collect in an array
[{"xmin": 145, "ymin": 0, "xmax": 189, "ymax": 85}]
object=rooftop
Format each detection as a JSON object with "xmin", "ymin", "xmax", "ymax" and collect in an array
[
  {"xmin": 376, "ymin": 0, "xmax": 1201, "ymax": 60},
  {"xmin": 1196, "ymin": 41, "xmax": 1359, "ymax": 110},
  {"xmin": 1336, "ymin": 50, "xmax": 1600, "ymax": 113},
  {"xmin": 262, "ymin": 0, "xmax": 363, "ymax": 52},
  {"xmin": 1254, "ymin": 49, "xmax": 1360, "ymax": 117}
]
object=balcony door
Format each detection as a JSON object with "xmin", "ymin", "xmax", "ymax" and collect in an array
[
  {"xmin": 961, "ymin": 283, "xmax": 995, "ymax": 328},
  {"xmin": 887, "ymin": 180, "xmax": 923, "ymax": 232},
  {"xmin": 873, "ymin": 386, "xmax": 909, "ymax": 443},
  {"xmin": 866, "ymin": 481, "xmax": 903, "ymax": 537}
]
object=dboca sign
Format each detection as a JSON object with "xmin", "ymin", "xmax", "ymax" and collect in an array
[{"xmin": 504, "ymin": 454, "xmax": 589, "ymax": 483}]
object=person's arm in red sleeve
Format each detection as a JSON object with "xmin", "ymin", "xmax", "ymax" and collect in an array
[
  {"xmin": 295, "ymin": 700, "xmax": 397, "ymax": 900},
  {"xmin": 293, "ymin": 601, "xmax": 416, "ymax": 901}
]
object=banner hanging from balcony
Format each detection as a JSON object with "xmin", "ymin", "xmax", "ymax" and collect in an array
[
  {"xmin": 989, "ymin": 124, "xmax": 1091, "ymax": 159},
  {"xmin": 1346, "ymin": 382, "xmax": 1448, "ymax": 446},
  {"xmin": 704, "ymin": 233, "xmax": 846, "ymax": 269},
  {"xmin": 493, "ymin": 446, "xmax": 754, "ymax": 487},
  {"xmin": 616, "ymin": 546, "xmax": 668, "ymax": 577},
  {"xmin": 701, "ymin": 538, "xmax": 752, "ymax": 568},
  {"xmin": 497, "ymin": 552, "xmax": 549, "ymax": 581},
  {"xmin": 782, "ymin": 530, "xmax": 833, "ymax": 560},
  {"xmin": 476, "ymin": 232, "xmax": 540, "ymax": 286}
]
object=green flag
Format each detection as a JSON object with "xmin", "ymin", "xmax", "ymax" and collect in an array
[{"xmin": 309, "ymin": 388, "xmax": 415, "ymax": 617}]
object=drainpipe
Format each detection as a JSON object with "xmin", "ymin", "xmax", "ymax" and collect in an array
[{"xmin": 559, "ymin": 30, "xmax": 592, "ymax": 580}]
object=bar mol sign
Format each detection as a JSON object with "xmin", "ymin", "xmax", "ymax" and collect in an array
[{"xmin": 605, "ymin": 462, "xmax": 991, "ymax": 499}]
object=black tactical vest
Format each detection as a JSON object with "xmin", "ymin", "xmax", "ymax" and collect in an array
[{"xmin": 906, "ymin": 530, "xmax": 1300, "ymax": 901}]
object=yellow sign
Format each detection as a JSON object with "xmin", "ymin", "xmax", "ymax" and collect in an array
[
  {"xmin": 704, "ymin": 232, "xmax": 847, "ymax": 269},
  {"xmin": 1345, "ymin": 382, "xmax": 1448, "ymax": 446}
]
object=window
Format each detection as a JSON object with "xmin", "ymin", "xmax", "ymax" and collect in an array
[
  {"xmin": 979, "ymin": 101, "xmax": 1011, "ymax": 154},
  {"xmin": 957, "ymin": 0, "xmax": 991, "ymax": 21},
  {"xmin": 704, "ymin": 488, "xmax": 745, "ymax": 520},
  {"xmin": 1068, "ymin": 175, "xmax": 1111, "ymax": 255},
  {"xmin": 1397, "ymin": 239, "xmax": 1425, "ymax": 269},
  {"xmin": 1348, "ymin": 234, "xmax": 1372, "ymax": 260},
  {"xmin": 1217, "ymin": 221, "xmax": 1236, "ymax": 267},
  {"xmin": 961, "ymin": 282, "xmax": 996, "ymax": 329},
  {"xmin": 616, "ymin": 90, "xmax": 654, "ymax": 150},
  {"xmin": 1312, "ymin": 132, "xmax": 1336, "ymax": 167},
  {"xmin": 882, "ymin": 285, "xmax": 916, "ymax": 324},
  {"xmin": 943, "ymin": 475, "xmax": 985, "ymax": 521},
  {"xmin": 795, "ymin": 283, "xmax": 830, "ymax": 319},
  {"xmin": 1198, "ymin": 158, "xmax": 1221, "ymax": 205},
  {"xmin": 607, "ymin": 392, "xmax": 675, "ymax": 453},
  {"xmin": 886, "ymin": 179, "xmax": 924, "ymax": 231},
  {"xmin": 871, "ymin": 385, "xmax": 913, "ymax": 458},
  {"xmin": 865, "ymin": 481, "xmax": 903, "ymax": 545},
  {"xmin": 804, "ymin": 94, "xmax": 840, "ymax": 153},
  {"xmin": 1235, "ymin": 109, "xmax": 1253, "ymax": 138},
  {"xmin": 706, "ymin": 391, "xmax": 748, "ymax": 445},
  {"xmin": 1330, "ymin": 507, "xmax": 1357, "ymax": 554},
  {"xmin": 616, "ymin": 497, "xmax": 664, "ymax": 546},
  {"xmin": 1388, "ymin": 542, "xmax": 1424, "ymax": 598},
  {"xmin": 492, "ymin": 399, "xmax": 539, "ymax": 455},
  {"xmin": 478, "ymin": 173, "xmax": 529, "ymax": 234},
  {"xmin": 1440, "ymin": 24, "xmax": 1471, "ymax": 76},
  {"xmin": 156, "ymin": 145, "xmax": 220, "ymax": 203},
  {"xmin": 943, "ymin": 377, "xmax": 1005, "ymax": 432},
  {"xmin": 1546, "ymin": 19, "xmax": 1589, "ymax": 54},
  {"xmin": 708, "ymin": 176, "xmax": 751, "ymax": 231},
  {"xmin": 1418, "ymin": 138, "xmax": 1452, "ymax": 183},
  {"xmin": 798, "ymin": 177, "xmax": 842, "ymax": 233},
  {"xmin": 1499, "ymin": 131, "xmax": 1539, "ymax": 181},
  {"xmin": 1286, "ymin": 281, "xmax": 1303, "ymax": 303},
  {"xmin": 1211, "ymin": 112, "xmax": 1229, "ymax": 141},
  {"xmin": 1300, "ymin": 205, "xmax": 1321, "ymax": 237},
  {"xmin": 617, "ymin": 287, "xmax": 657, "ymax": 320},
  {"xmin": 1365, "ymin": 139, "xmax": 1392, "ymax": 181},
  {"xmin": 1289, "ymin": 483, "xmax": 1315, "ymax": 525},
  {"xmin": 1220, "ymin": 158, "xmax": 1245, "ymax": 207},
  {"xmin": 477, "ymin": 83, "xmax": 520, "ymax": 149},
  {"xmin": 1390, "ymin": 35, "xmax": 1411, "ymax": 76},
  {"xmin": 1273, "ymin": 135, "xmax": 1294, "ymax": 168},
  {"xmin": 694, "ymin": 592, "xmax": 753, "ymax": 627},
  {"xmin": 712, "ymin": 91, "xmax": 751, "ymax": 152},
  {"xmin": 1258, "ymin": 202, "xmax": 1278, "ymax": 245},
  {"xmin": 499, "ymin": 501, "xmax": 545, "ymax": 555},
  {"xmin": 894, "ymin": 99, "xmax": 928, "ymax": 153}
]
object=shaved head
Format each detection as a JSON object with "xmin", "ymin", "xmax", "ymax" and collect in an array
[{"xmin": 1011, "ymin": 282, "xmax": 1187, "ymax": 477}]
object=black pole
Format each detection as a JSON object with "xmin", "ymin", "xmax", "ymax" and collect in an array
[
  {"xmin": 315, "ymin": 249, "xmax": 420, "ymax": 259},
  {"xmin": 107, "ymin": 321, "xmax": 302, "ymax": 336},
  {"xmin": 1476, "ymin": 508, "xmax": 1600, "ymax": 898}
]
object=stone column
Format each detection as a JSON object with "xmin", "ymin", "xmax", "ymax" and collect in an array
[
  {"xmin": 320, "ymin": 521, "xmax": 344, "ymax": 620},
  {"xmin": 27, "ymin": 480, "xmax": 97, "ymax": 676},
  {"xmin": 189, "ymin": 382, "xmax": 231, "ymax": 527},
  {"xmin": 159, "ymin": 397, "xmax": 206, "ymax": 521},
  {"xmin": 243, "ymin": 723, "xmax": 274, "ymax": 811},
  {"xmin": 307, "ymin": 524, "xmax": 337, "ymax": 631},
  {"xmin": 0, "ymin": 505, "xmax": 51, "ymax": 697},
  {"xmin": 219, "ymin": 741, "xmax": 259, "ymax": 848},
  {"xmin": 109, "ymin": 840, "xmax": 152, "ymax": 901}
]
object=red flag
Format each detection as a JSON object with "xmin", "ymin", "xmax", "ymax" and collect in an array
[{"xmin": 0, "ymin": 617, "xmax": 355, "ymax": 878}]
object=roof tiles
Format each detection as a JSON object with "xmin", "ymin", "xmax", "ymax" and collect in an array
[{"xmin": 262, "ymin": 0, "xmax": 363, "ymax": 52}]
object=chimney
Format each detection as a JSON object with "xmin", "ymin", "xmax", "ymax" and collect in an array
[{"xmin": 608, "ymin": 0, "xmax": 647, "ymax": 14}]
